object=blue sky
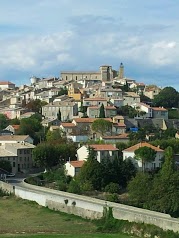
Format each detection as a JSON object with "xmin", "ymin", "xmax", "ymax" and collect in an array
[{"xmin": 0, "ymin": 0, "xmax": 179, "ymax": 89}]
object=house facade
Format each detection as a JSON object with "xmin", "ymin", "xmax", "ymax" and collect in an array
[
  {"xmin": 65, "ymin": 161, "xmax": 85, "ymax": 177},
  {"xmin": 0, "ymin": 142, "xmax": 35, "ymax": 174},
  {"xmin": 77, "ymin": 144, "xmax": 119, "ymax": 163},
  {"xmin": 123, "ymin": 142, "xmax": 164, "ymax": 171}
]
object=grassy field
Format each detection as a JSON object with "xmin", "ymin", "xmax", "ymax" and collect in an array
[
  {"xmin": 0, "ymin": 197, "xmax": 136, "ymax": 238},
  {"xmin": 0, "ymin": 235, "xmax": 133, "ymax": 238}
]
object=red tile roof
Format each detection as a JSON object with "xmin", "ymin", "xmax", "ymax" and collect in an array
[
  {"xmin": 12, "ymin": 125, "xmax": 20, "ymax": 130},
  {"xmin": 0, "ymin": 81, "xmax": 15, "ymax": 85},
  {"xmin": 90, "ymin": 144, "xmax": 119, "ymax": 151},
  {"xmin": 70, "ymin": 161, "xmax": 85, "ymax": 168},
  {"xmin": 123, "ymin": 142, "xmax": 164, "ymax": 152},
  {"xmin": 61, "ymin": 123, "xmax": 76, "ymax": 128},
  {"xmin": 152, "ymin": 107, "xmax": 167, "ymax": 111},
  {"xmin": 74, "ymin": 118, "xmax": 113, "ymax": 123},
  {"xmin": 113, "ymin": 122, "xmax": 126, "ymax": 127}
]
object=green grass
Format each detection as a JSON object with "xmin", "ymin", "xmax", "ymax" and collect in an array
[
  {"xmin": 0, "ymin": 234, "xmax": 133, "ymax": 238},
  {"xmin": 0, "ymin": 197, "xmax": 134, "ymax": 238}
]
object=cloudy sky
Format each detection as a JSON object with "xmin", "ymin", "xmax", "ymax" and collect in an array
[{"xmin": 0, "ymin": 0, "xmax": 179, "ymax": 88}]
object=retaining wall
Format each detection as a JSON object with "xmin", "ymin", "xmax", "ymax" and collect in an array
[{"xmin": 0, "ymin": 181, "xmax": 179, "ymax": 233}]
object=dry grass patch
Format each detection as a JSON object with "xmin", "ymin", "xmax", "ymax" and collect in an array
[{"xmin": 0, "ymin": 197, "xmax": 96, "ymax": 234}]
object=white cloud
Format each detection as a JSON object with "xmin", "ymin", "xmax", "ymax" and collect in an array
[
  {"xmin": 149, "ymin": 41, "xmax": 178, "ymax": 66},
  {"xmin": 0, "ymin": 31, "xmax": 74, "ymax": 71}
]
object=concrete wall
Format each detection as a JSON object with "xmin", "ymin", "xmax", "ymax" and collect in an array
[
  {"xmin": 0, "ymin": 180, "xmax": 179, "ymax": 233},
  {"xmin": 0, "ymin": 181, "xmax": 14, "ymax": 194}
]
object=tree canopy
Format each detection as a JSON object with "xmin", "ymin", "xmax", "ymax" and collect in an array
[
  {"xmin": 0, "ymin": 114, "xmax": 8, "ymax": 130},
  {"xmin": 134, "ymin": 146, "xmax": 156, "ymax": 172},
  {"xmin": 99, "ymin": 103, "xmax": 105, "ymax": 118},
  {"xmin": 25, "ymin": 99, "xmax": 47, "ymax": 113},
  {"xmin": 92, "ymin": 119, "xmax": 112, "ymax": 136},
  {"xmin": 152, "ymin": 87, "xmax": 179, "ymax": 108}
]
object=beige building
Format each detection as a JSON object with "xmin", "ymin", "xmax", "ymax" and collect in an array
[
  {"xmin": 83, "ymin": 98, "xmax": 108, "ymax": 107},
  {"xmin": 100, "ymin": 87, "xmax": 123, "ymax": 99},
  {"xmin": 0, "ymin": 81, "xmax": 15, "ymax": 90},
  {"xmin": 87, "ymin": 106, "xmax": 117, "ymax": 118},
  {"xmin": 42, "ymin": 101, "xmax": 78, "ymax": 121},
  {"xmin": 0, "ymin": 142, "xmax": 35, "ymax": 174},
  {"xmin": 61, "ymin": 65, "xmax": 118, "ymax": 82},
  {"xmin": 0, "ymin": 135, "xmax": 34, "ymax": 145},
  {"xmin": 123, "ymin": 92, "xmax": 140, "ymax": 106}
]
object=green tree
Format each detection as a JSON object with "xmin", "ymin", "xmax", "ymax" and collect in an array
[
  {"xmin": 25, "ymin": 99, "xmax": 47, "ymax": 113},
  {"xmin": 10, "ymin": 117, "xmax": 20, "ymax": 125},
  {"xmin": 77, "ymin": 157, "xmax": 103, "ymax": 191},
  {"xmin": 0, "ymin": 114, "xmax": 8, "ymax": 130},
  {"xmin": 147, "ymin": 147, "xmax": 179, "ymax": 216},
  {"xmin": 46, "ymin": 129, "xmax": 64, "ymax": 141},
  {"xmin": 18, "ymin": 117, "xmax": 42, "ymax": 141},
  {"xmin": 134, "ymin": 146, "xmax": 156, "ymax": 172},
  {"xmin": 92, "ymin": 119, "xmax": 112, "ymax": 136},
  {"xmin": 0, "ymin": 160, "xmax": 12, "ymax": 173},
  {"xmin": 99, "ymin": 103, "xmax": 105, "ymax": 118},
  {"xmin": 127, "ymin": 172, "xmax": 153, "ymax": 207},
  {"xmin": 57, "ymin": 109, "xmax": 61, "ymax": 121},
  {"xmin": 32, "ymin": 143, "xmax": 59, "ymax": 170},
  {"xmin": 58, "ymin": 87, "xmax": 68, "ymax": 96},
  {"xmin": 152, "ymin": 86, "xmax": 179, "ymax": 108}
]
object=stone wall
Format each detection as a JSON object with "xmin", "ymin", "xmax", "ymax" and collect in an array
[
  {"xmin": 0, "ymin": 180, "xmax": 179, "ymax": 233},
  {"xmin": 0, "ymin": 181, "xmax": 14, "ymax": 194}
]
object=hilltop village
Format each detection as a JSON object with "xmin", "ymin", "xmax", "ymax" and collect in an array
[
  {"xmin": 0, "ymin": 63, "xmax": 179, "ymax": 218},
  {"xmin": 0, "ymin": 63, "xmax": 178, "ymax": 174}
]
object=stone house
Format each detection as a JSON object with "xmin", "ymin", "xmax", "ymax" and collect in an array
[
  {"xmin": 83, "ymin": 97, "xmax": 108, "ymax": 107},
  {"xmin": 42, "ymin": 101, "xmax": 78, "ymax": 121},
  {"xmin": 87, "ymin": 106, "xmax": 117, "ymax": 118},
  {"xmin": 0, "ymin": 142, "xmax": 35, "ymax": 174},
  {"xmin": 123, "ymin": 92, "xmax": 140, "ymax": 106}
]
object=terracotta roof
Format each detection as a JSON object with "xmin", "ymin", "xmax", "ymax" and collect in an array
[
  {"xmin": 12, "ymin": 125, "xmax": 20, "ymax": 130},
  {"xmin": 123, "ymin": 142, "xmax": 164, "ymax": 152},
  {"xmin": 0, "ymin": 81, "xmax": 15, "ymax": 85},
  {"xmin": 84, "ymin": 98, "xmax": 107, "ymax": 101},
  {"xmin": 90, "ymin": 144, "xmax": 119, "ymax": 151},
  {"xmin": 113, "ymin": 122, "xmax": 126, "ymax": 127},
  {"xmin": 74, "ymin": 118, "xmax": 113, "ymax": 123},
  {"xmin": 152, "ymin": 107, "xmax": 167, "ymax": 111},
  {"xmin": 69, "ymin": 161, "xmax": 85, "ymax": 168},
  {"xmin": 61, "ymin": 123, "xmax": 76, "ymax": 128}
]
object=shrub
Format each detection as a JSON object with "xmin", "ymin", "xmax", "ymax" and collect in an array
[
  {"xmin": 67, "ymin": 180, "xmax": 81, "ymax": 194},
  {"xmin": 57, "ymin": 181, "xmax": 67, "ymax": 191},
  {"xmin": 104, "ymin": 182, "xmax": 121, "ymax": 194},
  {"xmin": 80, "ymin": 181, "xmax": 93, "ymax": 192},
  {"xmin": 105, "ymin": 193, "xmax": 119, "ymax": 203}
]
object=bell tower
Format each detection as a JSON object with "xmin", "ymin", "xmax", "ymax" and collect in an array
[{"xmin": 119, "ymin": 62, "xmax": 124, "ymax": 79}]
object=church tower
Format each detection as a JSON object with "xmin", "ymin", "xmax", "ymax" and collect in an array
[{"xmin": 119, "ymin": 62, "xmax": 124, "ymax": 79}]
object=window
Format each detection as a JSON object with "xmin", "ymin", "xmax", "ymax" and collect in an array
[{"xmin": 13, "ymin": 162, "xmax": 15, "ymax": 167}]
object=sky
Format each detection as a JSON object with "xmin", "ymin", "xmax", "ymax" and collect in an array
[{"xmin": 0, "ymin": 0, "xmax": 179, "ymax": 89}]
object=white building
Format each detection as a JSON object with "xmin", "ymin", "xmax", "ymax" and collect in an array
[
  {"xmin": 77, "ymin": 144, "xmax": 119, "ymax": 163},
  {"xmin": 123, "ymin": 142, "xmax": 164, "ymax": 171},
  {"xmin": 65, "ymin": 161, "xmax": 85, "ymax": 177}
]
